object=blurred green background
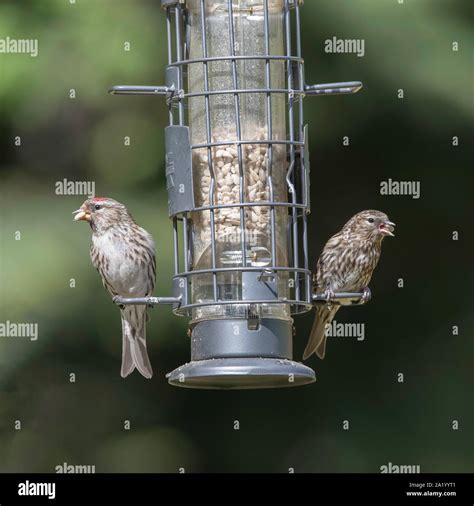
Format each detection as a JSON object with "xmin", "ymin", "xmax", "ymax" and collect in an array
[{"xmin": 0, "ymin": 0, "xmax": 472, "ymax": 473}]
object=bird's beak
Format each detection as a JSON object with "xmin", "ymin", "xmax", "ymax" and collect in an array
[
  {"xmin": 380, "ymin": 220, "xmax": 395, "ymax": 237},
  {"xmin": 73, "ymin": 207, "xmax": 90, "ymax": 222}
]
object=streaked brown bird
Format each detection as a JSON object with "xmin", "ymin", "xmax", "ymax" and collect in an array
[
  {"xmin": 73, "ymin": 197, "xmax": 156, "ymax": 379},
  {"xmin": 303, "ymin": 210, "xmax": 395, "ymax": 360}
]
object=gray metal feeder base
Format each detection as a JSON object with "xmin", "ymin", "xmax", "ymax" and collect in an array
[
  {"xmin": 166, "ymin": 357, "xmax": 316, "ymax": 389},
  {"xmin": 167, "ymin": 318, "xmax": 316, "ymax": 389}
]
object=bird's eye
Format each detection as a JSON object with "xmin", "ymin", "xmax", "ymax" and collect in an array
[
  {"xmin": 367, "ymin": 217, "xmax": 375, "ymax": 223},
  {"xmin": 94, "ymin": 204, "xmax": 102, "ymax": 210}
]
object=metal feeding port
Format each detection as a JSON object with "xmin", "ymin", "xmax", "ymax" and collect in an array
[{"xmin": 109, "ymin": 0, "xmax": 364, "ymax": 389}]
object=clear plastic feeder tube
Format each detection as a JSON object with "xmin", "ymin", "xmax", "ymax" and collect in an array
[{"xmin": 186, "ymin": 0, "xmax": 290, "ymax": 323}]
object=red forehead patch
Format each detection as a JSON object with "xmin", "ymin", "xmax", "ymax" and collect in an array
[{"xmin": 91, "ymin": 197, "xmax": 109, "ymax": 202}]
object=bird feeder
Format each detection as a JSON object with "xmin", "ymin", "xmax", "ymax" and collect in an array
[{"xmin": 110, "ymin": 0, "xmax": 364, "ymax": 389}]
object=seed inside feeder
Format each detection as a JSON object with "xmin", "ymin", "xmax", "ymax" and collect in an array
[{"xmin": 194, "ymin": 128, "xmax": 273, "ymax": 253}]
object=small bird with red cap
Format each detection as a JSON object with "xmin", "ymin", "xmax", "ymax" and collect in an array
[{"xmin": 73, "ymin": 197, "xmax": 156, "ymax": 379}]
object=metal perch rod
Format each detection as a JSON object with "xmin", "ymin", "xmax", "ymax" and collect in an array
[
  {"xmin": 113, "ymin": 296, "xmax": 181, "ymax": 306},
  {"xmin": 304, "ymin": 81, "xmax": 363, "ymax": 96},
  {"xmin": 109, "ymin": 85, "xmax": 171, "ymax": 95},
  {"xmin": 109, "ymin": 82, "xmax": 363, "ymax": 98},
  {"xmin": 313, "ymin": 291, "xmax": 371, "ymax": 305},
  {"xmin": 112, "ymin": 292, "xmax": 369, "ymax": 307}
]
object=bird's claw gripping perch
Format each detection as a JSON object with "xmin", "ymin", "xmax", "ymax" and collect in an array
[
  {"xmin": 324, "ymin": 288, "xmax": 335, "ymax": 309},
  {"xmin": 112, "ymin": 296, "xmax": 125, "ymax": 310},
  {"xmin": 324, "ymin": 288, "xmax": 335, "ymax": 302}
]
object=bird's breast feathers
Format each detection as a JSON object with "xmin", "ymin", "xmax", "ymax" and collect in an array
[
  {"xmin": 91, "ymin": 228, "xmax": 153, "ymax": 297},
  {"xmin": 316, "ymin": 236, "xmax": 381, "ymax": 292}
]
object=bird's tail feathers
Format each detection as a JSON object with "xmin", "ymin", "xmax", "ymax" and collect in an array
[
  {"xmin": 303, "ymin": 305, "xmax": 339, "ymax": 360},
  {"xmin": 120, "ymin": 305, "xmax": 153, "ymax": 379}
]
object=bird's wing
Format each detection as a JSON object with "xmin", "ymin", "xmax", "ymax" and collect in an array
[
  {"xmin": 315, "ymin": 232, "xmax": 349, "ymax": 292},
  {"xmin": 148, "ymin": 253, "xmax": 156, "ymax": 295},
  {"xmin": 139, "ymin": 228, "xmax": 156, "ymax": 296},
  {"xmin": 90, "ymin": 243, "xmax": 119, "ymax": 297}
]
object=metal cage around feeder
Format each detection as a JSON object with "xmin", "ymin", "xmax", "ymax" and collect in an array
[{"xmin": 110, "ymin": 0, "xmax": 365, "ymax": 389}]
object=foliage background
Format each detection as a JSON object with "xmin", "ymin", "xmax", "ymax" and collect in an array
[{"xmin": 0, "ymin": 0, "xmax": 472, "ymax": 472}]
